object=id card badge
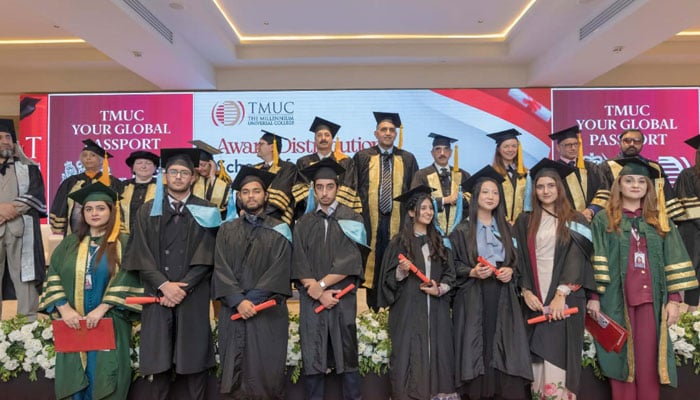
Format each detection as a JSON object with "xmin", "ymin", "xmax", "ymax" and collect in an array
[
  {"xmin": 633, "ymin": 251, "xmax": 646, "ymax": 269},
  {"xmin": 85, "ymin": 273, "xmax": 93, "ymax": 290}
]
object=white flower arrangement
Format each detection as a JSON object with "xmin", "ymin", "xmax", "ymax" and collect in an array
[
  {"xmin": 670, "ymin": 310, "xmax": 700, "ymax": 373},
  {"xmin": 0, "ymin": 316, "xmax": 55, "ymax": 382}
]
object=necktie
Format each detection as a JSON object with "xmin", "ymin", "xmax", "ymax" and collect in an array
[
  {"xmin": 379, "ymin": 153, "xmax": 392, "ymax": 214},
  {"xmin": 568, "ymin": 160, "xmax": 576, "ymax": 167},
  {"xmin": 172, "ymin": 201, "xmax": 183, "ymax": 224},
  {"xmin": 439, "ymin": 168, "xmax": 451, "ymax": 196}
]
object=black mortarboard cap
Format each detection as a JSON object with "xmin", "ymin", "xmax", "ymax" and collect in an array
[
  {"xmin": 393, "ymin": 184, "xmax": 435, "ymax": 204},
  {"xmin": 160, "ymin": 148, "xmax": 200, "ymax": 171},
  {"xmin": 82, "ymin": 139, "xmax": 113, "ymax": 158},
  {"xmin": 614, "ymin": 157, "xmax": 661, "ymax": 179},
  {"xmin": 309, "ymin": 117, "xmax": 341, "ymax": 138},
  {"xmin": 684, "ymin": 135, "xmax": 700, "ymax": 150},
  {"xmin": 20, "ymin": 97, "xmax": 41, "ymax": 120},
  {"xmin": 548, "ymin": 125, "xmax": 580, "ymax": 143},
  {"xmin": 68, "ymin": 181, "xmax": 118, "ymax": 205},
  {"xmin": 261, "ymin": 130, "xmax": 287, "ymax": 153},
  {"xmin": 463, "ymin": 165, "xmax": 505, "ymax": 194},
  {"xmin": 373, "ymin": 112, "xmax": 401, "ymax": 127},
  {"xmin": 0, "ymin": 119, "xmax": 16, "ymax": 142},
  {"xmin": 486, "ymin": 128, "xmax": 521, "ymax": 145},
  {"xmin": 189, "ymin": 140, "xmax": 221, "ymax": 162},
  {"xmin": 231, "ymin": 165, "xmax": 275, "ymax": 191},
  {"xmin": 528, "ymin": 158, "xmax": 576, "ymax": 181},
  {"xmin": 428, "ymin": 133, "xmax": 458, "ymax": 147},
  {"xmin": 300, "ymin": 158, "xmax": 346, "ymax": 182},
  {"xmin": 125, "ymin": 150, "xmax": 160, "ymax": 169}
]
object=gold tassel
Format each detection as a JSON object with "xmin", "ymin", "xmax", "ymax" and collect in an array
[
  {"xmin": 398, "ymin": 125, "xmax": 404, "ymax": 149},
  {"xmin": 98, "ymin": 151, "xmax": 111, "ymax": 186},
  {"xmin": 333, "ymin": 137, "xmax": 348, "ymax": 161},
  {"xmin": 272, "ymin": 138, "xmax": 279, "ymax": 169},
  {"xmin": 453, "ymin": 145, "xmax": 459, "ymax": 172},
  {"xmin": 576, "ymin": 133, "xmax": 585, "ymax": 170},
  {"xmin": 657, "ymin": 180, "xmax": 670, "ymax": 232},
  {"xmin": 516, "ymin": 140, "xmax": 525, "ymax": 176},
  {"xmin": 108, "ymin": 199, "xmax": 121, "ymax": 243},
  {"xmin": 217, "ymin": 160, "xmax": 232, "ymax": 184}
]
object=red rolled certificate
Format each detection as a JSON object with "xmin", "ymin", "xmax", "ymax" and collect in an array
[
  {"xmin": 52, "ymin": 318, "xmax": 116, "ymax": 353},
  {"xmin": 398, "ymin": 254, "xmax": 430, "ymax": 283},
  {"xmin": 476, "ymin": 256, "xmax": 501, "ymax": 276},
  {"xmin": 125, "ymin": 296, "xmax": 161, "ymax": 305},
  {"xmin": 314, "ymin": 283, "xmax": 356, "ymax": 313},
  {"xmin": 230, "ymin": 299, "xmax": 277, "ymax": 320},
  {"xmin": 527, "ymin": 307, "xmax": 579, "ymax": 324}
]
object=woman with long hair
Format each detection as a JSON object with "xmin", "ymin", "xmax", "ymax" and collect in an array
[
  {"xmin": 39, "ymin": 182, "xmax": 141, "ymax": 400},
  {"xmin": 488, "ymin": 129, "xmax": 528, "ymax": 224},
  {"xmin": 674, "ymin": 135, "xmax": 700, "ymax": 311},
  {"xmin": 588, "ymin": 158, "xmax": 698, "ymax": 399},
  {"xmin": 449, "ymin": 166, "xmax": 532, "ymax": 400},
  {"xmin": 514, "ymin": 159, "xmax": 595, "ymax": 399},
  {"xmin": 377, "ymin": 185, "xmax": 457, "ymax": 400}
]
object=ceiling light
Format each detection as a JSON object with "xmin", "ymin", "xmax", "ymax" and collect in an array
[
  {"xmin": 169, "ymin": 2, "xmax": 184, "ymax": 10},
  {"xmin": 0, "ymin": 38, "xmax": 85, "ymax": 45},
  {"xmin": 612, "ymin": 46, "xmax": 623, "ymax": 53},
  {"xmin": 132, "ymin": 50, "xmax": 143, "ymax": 58}
]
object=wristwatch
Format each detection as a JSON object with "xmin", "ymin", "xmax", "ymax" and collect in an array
[{"xmin": 319, "ymin": 280, "xmax": 327, "ymax": 289}]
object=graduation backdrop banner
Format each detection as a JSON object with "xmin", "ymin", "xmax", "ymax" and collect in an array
[{"xmin": 15, "ymin": 87, "xmax": 700, "ymax": 212}]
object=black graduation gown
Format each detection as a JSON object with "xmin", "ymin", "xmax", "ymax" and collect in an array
[
  {"xmin": 212, "ymin": 214, "xmax": 292, "ymax": 399},
  {"xmin": 410, "ymin": 165, "xmax": 470, "ymax": 234},
  {"xmin": 448, "ymin": 219, "xmax": 532, "ymax": 399},
  {"xmin": 674, "ymin": 167, "xmax": 700, "ymax": 305},
  {"xmin": 121, "ymin": 196, "xmax": 216, "ymax": 375},
  {"xmin": 49, "ymin": 172, "xmax": 124, "ymax": 235},
  {"xmin": 557, "ymin": 160, "xmax": 604, "ymax": 212},
  {"xmin": 291, "ymin": 204, "xmax": 364, "ymax": 375},
  {"xmin": 513, "ymin": 212, "xmax": 596, "ymax": 395},
  {"xmin": 377, "ymin": 235, "xmax": 456, "ymax": 400},
  {"xmin": 1, "ymin": 162, "xmax": 47, "ymax": 299}
]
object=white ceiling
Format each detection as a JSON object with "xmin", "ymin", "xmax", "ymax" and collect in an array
[{"xmin": 1, "ymin": 0, "xmax": 699, "ymax": 96}]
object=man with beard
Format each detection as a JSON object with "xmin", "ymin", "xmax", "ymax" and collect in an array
[
  {"xmin": 121, "ymin": 150, "xmax": 159, "ymax": 234},
  {"xmin": 293, "ymin": 117, "xmax": 361, "ymax": 216},
  {"xmin": 252, "ymin": 131, "xmax": 298, "ymax": 225},
  {"xmin": 292, "ymin": 158, "xmax": 368, "ymax": 400},
  {"xmin": 50, "ymin": 139, "xmax": 123, "ymax": 235},
  {"xmin": 411, "ymin": 133, "xmax": 470, "ymax": 235},
  {"xmin": 591, "ymin": 129, "xmax": 684, "ymax": 220},
  {"xmin": 549, "ymin": 125, "xmax": 603, "ymax": 221},
  {"xmin": 122, "ymin": 148, "xmax": 218, "ymax": 400},
  {"xmin": 0, "ymin": 119, "xmax": 46, "ymax": 320},
  {"xmin": 213, "ymin": 166, "xmax": 291, "ymax": 399},
  {"xmin": 353, "ymin": 112, "xmax": 418, "ymax": 310}
]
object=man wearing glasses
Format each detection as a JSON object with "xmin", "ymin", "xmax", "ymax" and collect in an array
[
  {"xmin": 549, "ymin": 125, "xmax": 603, "ymax": 221},
  {"xmin": 591, "ymin": 129, "xmax": 685, "ymax": 220},
  {"xmin": 122, "ymin": 148, "xmax": 218, "ymax": 400}
]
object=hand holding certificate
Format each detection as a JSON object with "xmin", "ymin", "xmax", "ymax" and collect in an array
[
  {"xmin": 52, "ymin": 318, "xmax": 116, "ymax": 353},
  {"xmin": 231, "ymin": 299, "xmax": 278, "ymax": 320},
  {"xmin": 398, "ymin": 254, "xmax": 430, "ymax": 283},
  {"xmin": 315, "ymin": 283, "xmax": 356, "ymax": 313}
]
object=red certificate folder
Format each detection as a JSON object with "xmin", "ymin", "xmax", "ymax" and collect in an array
[
  {"xmin": 52, "ymin": 318, "xmax": 116, "ymax": 353},
  {"xmin": 585, "ymin": 311, "xmax": 628, "ymax": 353}
]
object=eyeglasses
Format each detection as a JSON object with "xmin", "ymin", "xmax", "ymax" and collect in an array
[
  {"xmin": 622, "ymin": 138, "xmax": 643, "ymax": 144},
  {"xmin": 167, "ymin": 169, "xmax": 192, "ymax": 177},
  {"xmin": 561, "ymin": 142, "xmax": 580, "ymax": 149}
]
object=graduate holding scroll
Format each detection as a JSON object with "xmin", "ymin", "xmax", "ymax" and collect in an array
[{"xmin": 514, "ymin": 159, "xmax": 595, "ymax": 399}]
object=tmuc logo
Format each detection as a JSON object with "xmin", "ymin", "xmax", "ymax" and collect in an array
[{"xmin": 211, "ymin": 101, "xmax": 245, "ymax": 126}]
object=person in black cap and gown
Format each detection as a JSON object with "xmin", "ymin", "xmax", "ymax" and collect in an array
[
  {"xmin": 292, "ymin": 158, "xmax": 368, "ymax": 400},
  {"xmin": 449, "ymin": 165, "xmax": 532, "ymax": 399},
  {"xmin": 191, "ymin": 140, "xmax": 230, "ymax": 219},
  {"xmin": 213, "ymin": 166, "xmax": 291, "ymax": 399},
  {"xmin": 253, "ymin": 130, "xmax": 299, "ymax": 225},
  {"xmin": 293, "ymin": 117, "xmax": 361, "ymax": 216},
  {"xmin": 549, "ymin": 125, "xmax": 603, "ymax": 221},
  {"xmin": 513, "ymin": 158, "xmax": 595, "ymax": 399},
  {"xmin": 488, "ymin": 129, "xmax": 529, "ymax": 224},
  {"xmin": 121, "ymin": 150, "xmax": 159, "ymax": 234},
  {"xmin": 353, "ymin": 111, "xmax": 418, "ymax": 310},
  {"xmin": 121, "ymin": 148, "xmax": 218, "ymax": 400},
  {"xmin": 377, "ymin": 185, "xmax": 458, "ymax": 400},
  {"xmin": 411, "ymin": 133, "xmax": 470, "ymax": 235},
  {"xmin": 50, "ymin": 139, "xmax": 123, "ymax": 236},
  {"xmin": 674, "ymin": 134, "xmax": 700, "ymax": 311}
]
